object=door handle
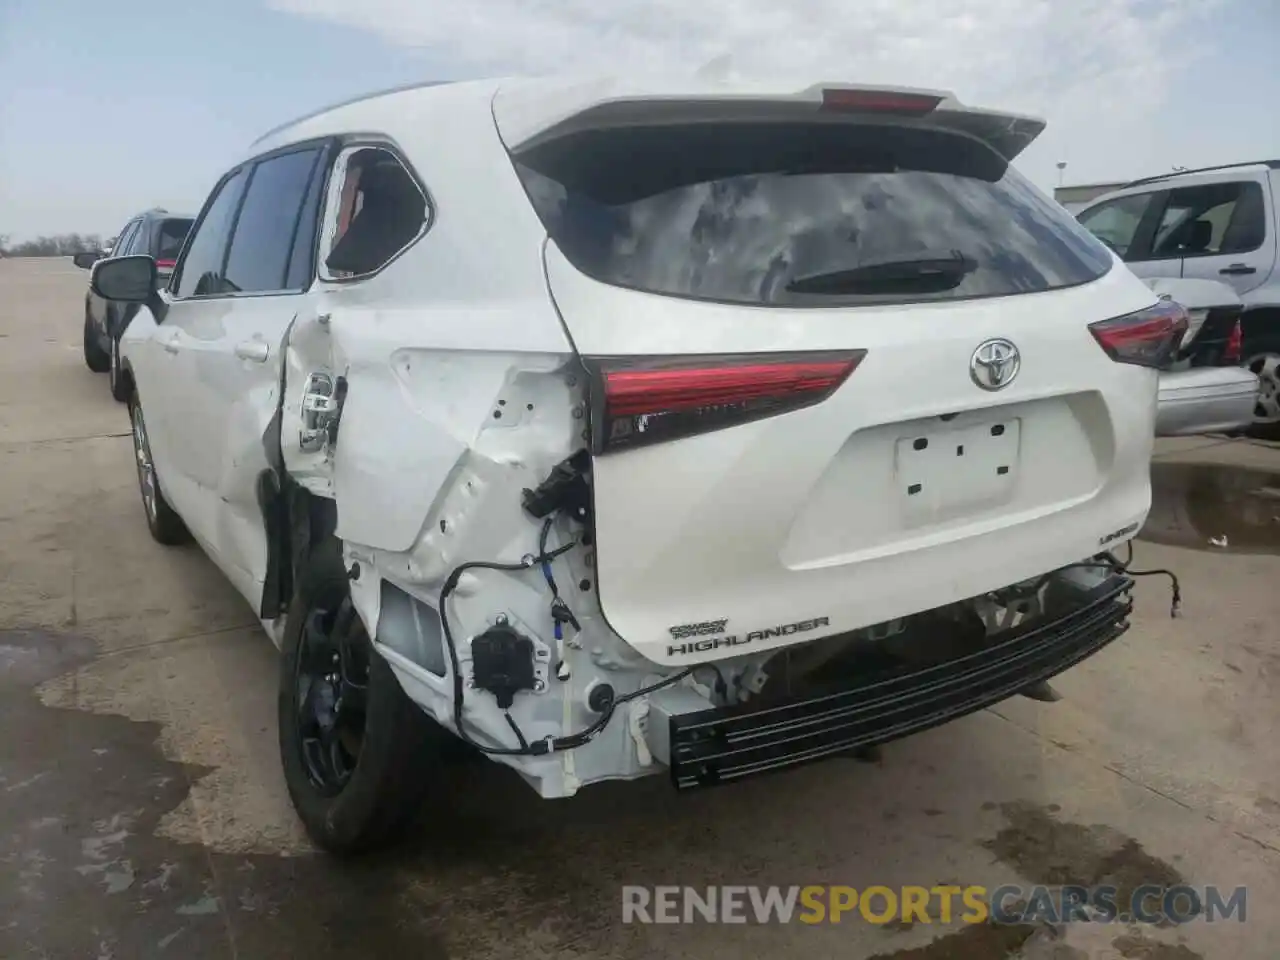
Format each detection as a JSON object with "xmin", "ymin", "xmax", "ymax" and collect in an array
[
  {"xmin": 1219, "ymin": 263, "xmax": 1257, "ymax": 276},
  {"xmin": 234, "ymin": 339, "xmax": 270, "ymax": 363},
  {"xmin": 161, "ymin": 332, "xmax": 181, "ymax": 354}
]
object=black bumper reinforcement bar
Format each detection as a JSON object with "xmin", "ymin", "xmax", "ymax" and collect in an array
[{"xmin": 669, "ymin": 574, "xmax": 1133, "ymax": 789}]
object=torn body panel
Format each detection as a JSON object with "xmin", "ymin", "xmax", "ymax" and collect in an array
[{"xmin": 278, "ymin": 293, "xmax": 652, "ymax": 794}]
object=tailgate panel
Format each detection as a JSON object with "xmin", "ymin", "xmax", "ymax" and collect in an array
[
  {"xmin": 784, "ymin": 395, "xmax": 1109, "ymax": 567},
  {"xmin": 545, "ymin": 247, "xmax": 1159, "ymax": 667}
]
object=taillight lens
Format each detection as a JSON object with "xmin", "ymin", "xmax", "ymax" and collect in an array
[
  {"xmin": 1088, "ymin": 299, "xmax": 1188, "ymax": 368},
  {"xmin": 1224, "ymin": 319, "xmax": 1243, "ymax": 363},
  {"xmin": 586, "ymin": 351, "xmax": 865, "ymax": 453},
  {"xmin": 155, "ymin": 258, "xmax": 176, "ymax": 270}
]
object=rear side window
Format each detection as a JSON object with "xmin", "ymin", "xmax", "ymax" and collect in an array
[
  {"xmin": 223, "ymin": 147, "xmax": 323, "ymax": 294},
  {"xmin": 1151, "ymin": 181, "xmax": 1266, "ymax": 258},
  {"xmin": 155, "ymin": 218, "xmax": 193, "ymax": 261},
  {"xmin": 514, "ymin": 122, "xmax": 1113, "ymax": 307},
  {"xmin": 319, "ymin": 146, "xmax": 427, "ymax": 280},
  {"xmin": 174, "ymin": 169, "xmax": 249, "ymax": 298}
]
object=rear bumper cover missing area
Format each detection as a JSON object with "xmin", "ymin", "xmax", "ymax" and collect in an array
[{"xmin": 666, "ymin": 573, "xmax": 1133, "ymax": 789}]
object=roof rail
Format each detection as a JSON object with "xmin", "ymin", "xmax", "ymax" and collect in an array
[
  {"xmin": 1123, "ymin": 159, "xmax": 1280, "ymax": 189},
  {"xmin": 249, "ymin": 79, "xmax": 458, "ymax": 148}
]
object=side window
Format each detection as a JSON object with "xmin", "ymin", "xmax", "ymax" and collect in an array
[
  {"xmin": 1077, "ymin": 193, "xmax": 1154, "ymax": 258},
  {"xmin": 130, "ymin": 221, "xmax": 155, "ymax": 257},
  {"xmin": 318, "ymin": 146, "xmax": 427, "ymax": 280},
  {"xmin": 156, "ymin": 218, "xmax": 194, "ymax": 262},
  {"xmin": 173, "ymin": 169, "xmax": 249, "ymax": 298},
  {"xmin": 113, "ymin": 220, "xmax": 141, "ymax": 257},
  {"xmin": 284, "ymin": 150, "xmax": 327, "ymax": 290},
  {"xmin": 223, "ymin": 147, "xmax": 323, "ymax": 294},
  {"xmin": 1151, "ymin": 182, "xmax": 1266, "ymax": 258}
]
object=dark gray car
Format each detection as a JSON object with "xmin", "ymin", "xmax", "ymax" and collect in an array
[{"xmin": 75, "ymin": 208, "xmax": 193, "ymax": 400}]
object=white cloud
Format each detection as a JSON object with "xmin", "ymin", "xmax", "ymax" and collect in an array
[{"xmin": 268, "ymin": 0, "xmax": 1222, "ymax": 189}]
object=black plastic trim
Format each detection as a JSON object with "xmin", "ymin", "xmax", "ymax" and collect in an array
[{"xmin": 669, "ymin": 574, "xmax": 1133, "ymax": 789}]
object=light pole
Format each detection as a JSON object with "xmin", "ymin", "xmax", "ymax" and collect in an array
[{"xmin": 1056, "ymin": 161, "xmax": 1068, "ymax": 187}]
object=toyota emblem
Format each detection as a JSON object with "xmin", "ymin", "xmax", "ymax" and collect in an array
[{"xmin": 970, "ymin": 338, "xmax": 1021, "ymax": 391}]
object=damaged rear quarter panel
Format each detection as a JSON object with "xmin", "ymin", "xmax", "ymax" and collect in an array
[{"xmin": 283, "ymin": 301, "xmax": 579, "ymax": 557}]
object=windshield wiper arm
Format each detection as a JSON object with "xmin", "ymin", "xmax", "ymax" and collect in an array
[{"xmin": 785, "ymin": 251, "xmax": 978, "ymax": 295}]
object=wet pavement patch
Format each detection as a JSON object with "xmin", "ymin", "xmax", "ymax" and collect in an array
[
  {"xmin": 982, "ymin": 801, "xmax": 1190, "ymax": 928},
  {"xmin": 1141, "ymin": 463, "xmax": 1280, "ymax": 555},
  {"xmin": 1111, "ymin": 931, "xmax": 1204, "ymax": 959},
  {"xmin": 863, "ymin": 919, "xmax": 1039, "ymax": 959},
  {"xmin": 0, "ymin": 628, "xmax": 448, "ymax": 960}
]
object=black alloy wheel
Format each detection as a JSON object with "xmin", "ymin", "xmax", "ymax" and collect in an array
[{"xmin": 294, "ymin": 599, "xmax": 371, "ymax": 796}]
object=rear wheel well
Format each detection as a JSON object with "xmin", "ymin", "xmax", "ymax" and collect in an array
[{"xmin": 259, "ymin": 476, "xmax": 342, "ymax": 619}]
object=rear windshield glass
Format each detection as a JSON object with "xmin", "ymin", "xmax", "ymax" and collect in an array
[
  {"xmin": 156, "ymin": 218, "xmax": 194, "ymax": 260},
  {"xmin": 513, "ymin": 122, "xmax": 1113, "ymax": 307}
]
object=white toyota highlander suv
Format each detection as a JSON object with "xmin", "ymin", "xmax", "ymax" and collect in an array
[{"xmin": 89, "ymin": 76, "xmax": 1179, "ymax": 855}]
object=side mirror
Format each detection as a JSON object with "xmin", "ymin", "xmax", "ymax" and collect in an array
[
  {"xmin": 90, "ymin": 255, "xmax": 158, "ymax": 303},
  {"xmin": 72, "ymin": 251, "xmax": 104, "ymax": 270}
]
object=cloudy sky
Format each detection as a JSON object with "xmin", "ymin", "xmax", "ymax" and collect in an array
[{"xmin": 1, "ymin": 0, "xmax": 1276, "ymax": 240}]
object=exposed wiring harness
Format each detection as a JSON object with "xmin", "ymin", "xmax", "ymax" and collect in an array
[
  {"xmin": 1111, "ymin": 539, "xmax": 1182, "ymax": 618},
  {"xmin": 987, "ymin": 539, "xmax": 1180, "ymax": 620},
  {"xmin": 436, "ymin": 523, "xmax": 693, "ymax": 757},
  {"xmin": 538, "ymin": 517, "xmax": 580, "ymax": 646}
]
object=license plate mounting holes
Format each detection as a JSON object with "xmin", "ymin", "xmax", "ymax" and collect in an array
[{"xmin": 895, "ymin": 418, "xmax": 1021, "ymax": 521}]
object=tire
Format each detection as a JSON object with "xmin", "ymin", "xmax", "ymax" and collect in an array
[
  {"xmin": 128, "ymin": 395, "xmax": 189, "ymax": 545},
  {"xmin": 278, "ymin": 556, "xmax": 438, "ymax": 856},
  {"xmin": 83, "ymin": 312, "xmax": 109, "ymax": 373},
  {"xmin": 108, "ymin": 336, "xmax": 130, "ymax": 403},
  {"xmin": 1243, "ymin": 333, "xmax": 1280, "ymax": 441}
]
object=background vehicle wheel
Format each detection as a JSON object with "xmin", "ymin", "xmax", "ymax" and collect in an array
[
  {"xmin": 83, "ymin": 313, "xmax": 109, "ymax": 373},
  {"xmin": 278, "ymin": 555, "xmax": 438, "ymax": 856},
  {"xmin": 129, "ymin": 396, "xmax": 188, "ymax": 544},
  {"xmin": 108, "ymin": 336, "xmax": 130, "ymax": 402},
  {"xmin": 1244, "ymin": 335, "xmax": 1280, "ymax": 441}
]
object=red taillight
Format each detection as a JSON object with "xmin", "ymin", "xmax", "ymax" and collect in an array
[
  {"xmin": 155, "ymin": 258, "xmax": 176, "ymax": 269},
  {"xmin": 1224, "ymin": 319, "xmax": 1243, "ymax": 363},
  {"xmin": 1088, "ymin": 299, "xmax": 1188, "ymax": 368},
  {"xmin": 586, "ymin": 351, "xmax": 865, "ymax": 453},
  {"xmin": 821, "ymin": 88, "xmax": 942, "ymax": 116}
]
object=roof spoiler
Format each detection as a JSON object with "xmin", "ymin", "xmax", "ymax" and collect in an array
[{"xmin": 496, "ymin": 81, "xmax": 1046, "ymax": 162}]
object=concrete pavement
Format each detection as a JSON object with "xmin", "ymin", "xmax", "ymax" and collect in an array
[{"xmin": 2, "ymin": 256, "xmax": 1278, "ymax": 959}]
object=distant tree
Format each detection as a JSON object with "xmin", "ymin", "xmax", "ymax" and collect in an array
[{"xmin": 0, "ymin": 232, "xmax": 105, "ymax": 257}]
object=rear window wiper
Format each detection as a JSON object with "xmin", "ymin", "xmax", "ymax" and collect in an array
[{"xmin": 785, "ymin": 251, "xmax": 978, "ymax": 295}]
